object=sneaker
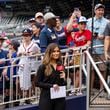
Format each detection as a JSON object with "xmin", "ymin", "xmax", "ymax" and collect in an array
[
  {"xmin": 76, "ymin": 92, "xmax": 83, "ymax": 96},
  {"xmin": 25, "ymin": 99, "xmax": 31, "ymax": 104},
  {"xmin": 19, "ymin": 100, "xmax": 25, "ymax": 105},
  {"xmin": 74, "ymin": 89, "xmax": 82, "ymax": 96},
  {"xmin": 31, "ymin": 99, "xmax": 38, "ymax": 104}
]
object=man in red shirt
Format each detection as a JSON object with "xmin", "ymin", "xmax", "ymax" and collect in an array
[{"xmin": 73, "ymin": 16, "xmax": 91, "ymax": 47}]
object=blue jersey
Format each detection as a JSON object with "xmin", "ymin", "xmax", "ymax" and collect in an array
[
  {"xmin": 55, "ymin": 27, "xmax": 67, "ymax": 49},
  {"xmin": 32, "ymin": 34, "xmax": 40, "ymax": 47},
  {"xmin": 39, "ymin": 25, "xmax": 58, "ymax": 53},
  {"xmin": 7, "ymin": 52, "xmax": 19, "ymax": 80},
  {"xmin": 0, "ymin": 50, "xmax": 8, "ymax": 76}
]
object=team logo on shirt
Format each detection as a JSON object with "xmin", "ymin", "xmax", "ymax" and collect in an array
[
  {"xmin": 75, "ymin": 35, "xmax": 86, "ymax": 42},
  {"xmin": 51, "ymin": 34, "xmax": 57, "ymax": 40}
]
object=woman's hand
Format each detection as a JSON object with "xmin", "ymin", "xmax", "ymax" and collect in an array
[
  {"xmin": 53, "ymin": 84, "xmax": 59, "ymax": 91},
  {"xmin": 60, "ymin": 71, "xmax": 65, "ymax": 79}
]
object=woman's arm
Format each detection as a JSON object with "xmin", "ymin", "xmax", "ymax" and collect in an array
[{"xmin": 36, "ymin": 65, "xmax": 53, "ymax": 89}]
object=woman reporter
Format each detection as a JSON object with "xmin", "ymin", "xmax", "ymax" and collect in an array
[{"xmin": 36, "ymin": 43, "xmax": 66, "ymax": 110}]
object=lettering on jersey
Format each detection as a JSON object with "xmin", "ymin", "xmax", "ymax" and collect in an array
[
  {"xmin": 51, "ymin": 34, "xmax": 57, "ymax": 40},
  {"xmin": 47, "ymin": 28, "xmax": 52, "ymax": 32},
  {"xmin": 75, "ymin": 35, "xmax": 86, "ymax": 42}
]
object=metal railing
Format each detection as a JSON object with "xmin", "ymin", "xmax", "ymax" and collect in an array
[
  {"xmin": 84, "ymin": 50, "xmax": 110, "ymax": 110},
  {"xmin": 0, "ymin": 47, "xmax": 87, "ymax": 108},
  {"xmin": 0, "ymin": 44, "xmax": 109, "ymax": 109}
]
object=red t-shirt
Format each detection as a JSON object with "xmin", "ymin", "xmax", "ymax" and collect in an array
[{"xmin": 73, "ymin": 30, "xmax": 91, "ymax": 47}]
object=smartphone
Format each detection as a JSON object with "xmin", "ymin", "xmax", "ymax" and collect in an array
[
  {"xmin": 74, "ymin": 8, "xmax": 80, "ymax": 12},
  {"xmin": 74, "ymin": 8, "xmax": 80, "ymax": 17}
]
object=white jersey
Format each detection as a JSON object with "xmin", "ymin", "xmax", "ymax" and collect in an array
[
  {"xmin": 18, "ymin": 41, "xmax": 40, "ymax": 90},
  {"xmin": 18, "ymin": 41, "xmax": 40, "ymax": 55}
]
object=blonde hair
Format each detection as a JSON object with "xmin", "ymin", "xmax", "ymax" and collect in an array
[{"xmin": 42, "ymin": 43, "xmax": 61, "ymax": 76}]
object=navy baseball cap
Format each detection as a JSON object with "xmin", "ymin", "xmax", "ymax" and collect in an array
[
  {"xmin": 22, "ymin": 28, "xmax": 32, "ymax": 36},
  {"xmin": 29, "ymin": 18, "xmax": 36, "ymax": 23}
]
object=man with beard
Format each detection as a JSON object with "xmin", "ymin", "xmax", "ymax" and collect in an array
[{"xmin": 39, "ymin": 12, "xmax": 58, "ymax": 53}]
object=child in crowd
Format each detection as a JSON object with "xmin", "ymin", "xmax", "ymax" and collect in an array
[
  {"xmin": 71, "ymin": 16, "xmax": 91, "ymax": 94},
  {"xmin": 17, "ymin": 28, "xmax": 40, "ymax": 103},
  {"xmin": 4, "ymin": 40, "xmax": 20, "ymax": 107}
]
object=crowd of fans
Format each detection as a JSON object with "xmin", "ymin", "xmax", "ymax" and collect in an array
[{"xmin": 0, "ymin": 3, "xmax": 110, "ymax": 107}]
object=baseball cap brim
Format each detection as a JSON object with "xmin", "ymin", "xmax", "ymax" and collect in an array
[
  {"xmin": 22, "ymin": 28, "xmax": 32, "ymax": 36},
  {"xmin": 29, "ymin": 18, "xmax": 36, "ymax": 22},
  {"xmin": 78, "ymin": 16, "xmax": 87, "ymax": 23},
  {"xmin": 35, "ymin": 12, "xmax": 43, "ymax": 18},
  {"xmin": 22, "ymin": 33, "xmax": 32, "ymax": 36},
  {"xmin": 78, "ymin": 21, "xmax": 87, "ymax": 23},
  {"xmin": 44, "ymin": 12, "xmax": 58, "ymax": 21},
  {"xmin": 95, "ymin": 4, "xmax": 105, "ymax": 10},
  {"xmin": 0, "ymin": 37, "xmax": 6, "ymax": 40}
]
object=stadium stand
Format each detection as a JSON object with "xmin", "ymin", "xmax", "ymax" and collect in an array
[{"xmin": 0, "ymin": 1, "xmax": 110, "ymax": 110}]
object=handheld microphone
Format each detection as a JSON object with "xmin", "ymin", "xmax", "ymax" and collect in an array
[
  {"xmin": 56, "ymin": 61, "xmax": 65, "ymax": 85},
  {"xmin": 56, "ymin": 61, "xmax": 64, "ymax": 73}
]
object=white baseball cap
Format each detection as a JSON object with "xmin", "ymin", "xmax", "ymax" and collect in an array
[
  {"xmin": 35, "ymin": 12, "xmax": 43, "ymax": 18},
  {"xmin": 95, "ymin": 4, "xmax": 105, "ymax": 10},
  {"xmin": 78, "ymin": 16, "xmax": 87, "ymax": 23},
  {"xmin": 44, "ymin": 12, "xmax": 57, "ymax": 21}
]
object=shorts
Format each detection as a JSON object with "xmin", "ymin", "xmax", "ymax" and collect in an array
[
  {"xmin": 66, "ymin": 50, "xmax": 81, "ymax": 73},
  {"xmin": 93, "ymin": 54, "xmax": 106, "ymax": 72},
  {"xmin": 69, "ymin": 67, "xmax": 79, "ymax": 73},
  {"xmin": 5, "ymin": 80, "xmax": 16, "ymax": 90},
  {"xmin": 31, "ymin": 71, "xmax": 35, "ymax": 82}
]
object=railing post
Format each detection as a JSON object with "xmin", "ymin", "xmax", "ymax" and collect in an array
[
  {"xmin": 79, "ymin": 48, "xmax": 83, "ymax": 94},
  {"xmin": 86, "ymin": 52, "xmax": 90, "ymax": 110}
]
